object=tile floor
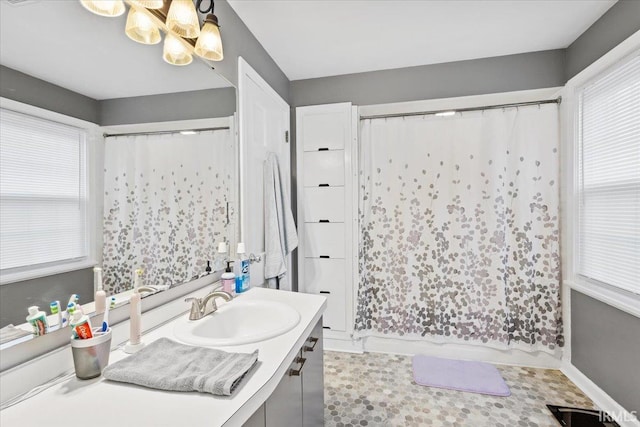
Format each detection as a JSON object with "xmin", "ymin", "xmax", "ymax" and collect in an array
[{"xmin": 323, "ymin": 351, "xmax": 594, "ymax": 427}]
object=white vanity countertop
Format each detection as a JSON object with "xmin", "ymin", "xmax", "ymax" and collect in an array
[{"xmin": 0, "ymin": 288, "xmax": 326, "ymax": 427}]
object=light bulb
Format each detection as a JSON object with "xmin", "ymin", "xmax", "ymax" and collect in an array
[
  {"xmin": 129, "ymin": 0, "xmax": 164, "ymax": 9},
  {"xmin": 79, "ymin": 0, "xmax": 125, "ymax": 17},
  {"xmin": 163, "ymin": 33, "xmax": 193, "ymax": 66},
  {"xmin": 194, "ymin": 14, "xmax": 224, "ymax": 61},
  {"xmin": 125, "ymin": 7, "xmax": 161, "ymax": 45},
  {"xmin": 166, "ymin": 0, "xmax": 201, "ymax": 39}
]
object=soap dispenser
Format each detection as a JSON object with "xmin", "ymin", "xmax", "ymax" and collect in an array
[{"xmin": 221, "ymin": 261, "xmax": 235, "ymax": 294}]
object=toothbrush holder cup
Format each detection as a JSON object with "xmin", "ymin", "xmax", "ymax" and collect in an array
[{"xmin": 70, "ymin": 327, "xmax": 112, "ymax": 380}]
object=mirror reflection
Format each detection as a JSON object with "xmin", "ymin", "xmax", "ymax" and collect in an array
[{"xmin": 0, "ymin": 1, "xmax": 238, "ymax": 340}]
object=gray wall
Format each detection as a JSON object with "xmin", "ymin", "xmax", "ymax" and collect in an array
[
  {"xmin": 565, "ymin": 1, "xmax": 640, "ymax": 417},
  {"xmin": 571, "ymin": 291, "xmax": 640, "ymax": 414},
  {"xmin": 290, "ymin": 49, "xmax": 565, "ymax": 108},
  {"xmin": 213, "ymin": 0, "xmax": 290, "ymax": 102},
  {"xmin": 100, "ymin": 87, "xmax": 236, "ymax": 126},
  {"xmin": 0, "ymin": 269, "xmax": 93, "ymax": 328},
  {"xmin": 0, "ymin": 65, "xmax": 100, "ymax": 124},
  {"xmin": 565, "ymin": 0, "xmax": 640, "ymax": 81}
]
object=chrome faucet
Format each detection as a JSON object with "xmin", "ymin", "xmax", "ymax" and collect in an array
[{"xmin": 185, "ymin": 290, "xmax": 233, "ymax": 320}]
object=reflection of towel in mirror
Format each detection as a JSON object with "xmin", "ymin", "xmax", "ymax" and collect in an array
[{"xmin": 264, "ymin": 152, "xmax": 298, "ymax": 290}]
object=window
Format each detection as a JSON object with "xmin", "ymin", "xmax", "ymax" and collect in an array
[
  {"xmin": 577, "ymin": 52, "xmax": 640, "ymax": 296},
  {"xmin": 0, "ymin": 108, "xmax": 89, "ymax": 278}
]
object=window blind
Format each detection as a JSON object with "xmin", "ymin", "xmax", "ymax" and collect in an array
[
  {"xmin": 0, "ymin": 108, "xmax": 88, "ymax": 272},
  {"xmin": 578, "ymin": 53, "xmax": 640, "ymax": 295}
]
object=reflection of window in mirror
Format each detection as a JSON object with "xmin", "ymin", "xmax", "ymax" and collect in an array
[
  {"xmin": 0, "ymin": 108, "xmax": 93, "ymax": 282},
  {"xmin": 0, "ymin": 105, "xmax": 98, "ymax": 332}
]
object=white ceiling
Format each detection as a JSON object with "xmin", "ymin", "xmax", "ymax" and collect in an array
[
  {"xmin": 228, "ymin": 0, "xmax": 616, "ymax": 81},
  {"xmin": 0, "ymin": 1, "xmax": 232, "ymax": 100}
]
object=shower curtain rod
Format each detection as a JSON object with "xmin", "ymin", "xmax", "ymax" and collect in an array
[
  {"xmin": 359, "ymin": 97, "xmax": 562, "ymax": 120},
  {"xmin": 103, "ymin": 126, "xmax": 230, "ymax": 138}
]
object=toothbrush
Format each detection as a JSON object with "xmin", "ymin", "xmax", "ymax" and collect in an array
[
  {"xmin": 101, "ymin": 299, "xmax": 110, "ymax": 332},
  {"xmin": 50, "ymin": 301, "xmax": 62, "ymax": 329}
]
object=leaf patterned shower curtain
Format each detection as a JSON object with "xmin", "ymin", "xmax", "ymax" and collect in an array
[
  {"xmin": 102, "ymin": 129, "xmax": 233, "ymax": 294},
  {"xmin": 355, "ymin": 104, "xmax": 563, "ymax": 353}
]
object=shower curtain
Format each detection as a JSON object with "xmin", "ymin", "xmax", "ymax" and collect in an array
[
  {"xmin": 102, "ymin": 129, "xmax": 233, "ymax": 294},
  {"xmin": 355, "ymin": 104, "xmax": 563, "ymax": 353}
]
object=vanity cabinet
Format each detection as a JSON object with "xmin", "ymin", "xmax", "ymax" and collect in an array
[
  {"xmin": 301, "ymin": 319, "xmax": 325, "ymax": 426},
  {"xmin": 243, "ymin": 318, "xmax": 324, "ymax": 427}
]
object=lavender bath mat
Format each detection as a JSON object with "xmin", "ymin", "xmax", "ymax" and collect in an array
[{"xmin": 412, "ymin": 355, "xmax": 511, "ymax": 397}]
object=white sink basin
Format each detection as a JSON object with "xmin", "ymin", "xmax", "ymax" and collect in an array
[{"xmin": 173, "ymin": 299, "xmax": 301, "ymax": 346}]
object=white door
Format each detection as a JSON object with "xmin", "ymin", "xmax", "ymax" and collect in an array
[{"xmin": 238, "ymin": 57, "xmax": 291, "ymax": 288}]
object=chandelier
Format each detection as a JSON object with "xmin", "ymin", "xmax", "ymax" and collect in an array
[{"xmin": 80, "ymin": 0, "xmax": 223, "ymax": 66}]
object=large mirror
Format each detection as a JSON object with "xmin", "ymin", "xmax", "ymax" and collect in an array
[{"xmin": 0, "ymin": 1, "xmax": 238, "ymax": 345}]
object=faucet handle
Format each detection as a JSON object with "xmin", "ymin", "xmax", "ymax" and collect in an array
[{"xmin": 186, "ymin": 297, "xmax": 202, "ymax": 321}]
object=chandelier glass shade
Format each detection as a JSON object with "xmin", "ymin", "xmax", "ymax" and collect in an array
[
  {"xmin": 129, "ymin": 0, "xmax": 164, "ymax": 9},
  {"xmin": 194, "ymin": 14, "xmax": 223, "ymax": 61},
  {"xmin": 80, "ymin": 0, "xmax": 125, "ymax": 17},
  {"xmin": 125, "ymin": 7, "xmax": 162, "ymax": 45},
  {"xmin": 163, "ymin": 33, "xmax": 193, "ymax": 66},
  {"xmin": 166, "ymin": 0, "xmax": 201, "ymax": 39}
]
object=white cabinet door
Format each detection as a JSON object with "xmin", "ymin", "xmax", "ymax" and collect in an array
[
  {"xmin": 304, "ymin": 259, "xmax": 347, "ymax": 331},
  {"xmin": 300, "ymin": 111, "xmax": 348, "ymax": 151},
  {"xmin": 302, "ymin": 187, "xmax": 345, "ymax": 223},
  {"xmin": 303, "ymin": 151, "xmax": 345, "ymax": 187},
  {"xmin": 303, "ymin": 223, "xmax": 345, "ymax": 258}
]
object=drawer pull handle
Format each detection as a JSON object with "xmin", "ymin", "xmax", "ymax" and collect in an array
[
  {"xmin": 304, "ymin": 337, "xmax": 319, "ymax": 352},
  {"xmin": 319, "ymin": 219, "xmax": 330, "ymax": 223},
  {"xmin": 319, "ymin": 291, "xmax": 331, "ymax": 294},
  {"xmin": 318, "ymin": 147, "xmax": 329, "ymax": 151},
  {"xmin": 323, "ymin": 326, "xmax": 331, "ymax": 330},
  {"xmin": 318, "ymin": 184, "xmax": 330, "ymax": 187},
  {"xmin": 289, "ymin": 357, "xmax": 307, "ymax": 376},
  {"xmin": 319, "ymin": 255, "xmax": 330, "ymax": 259}
]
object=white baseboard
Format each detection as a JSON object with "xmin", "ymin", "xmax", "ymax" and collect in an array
[
  {"xmin": 360, "ymin": 336, "xmax": 562, "ymax": 369},
  {"xmin": 561, "ymin": 362, "xmax": 640, "ymax": 427},
  {"xmin": 324, "ymin": 337, "xmax": 364, "ymax": 353}
]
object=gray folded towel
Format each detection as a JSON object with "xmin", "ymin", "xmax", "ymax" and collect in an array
[{"xmin": 103, "ymin": 338, "xmax": 258, "ymax": 396}]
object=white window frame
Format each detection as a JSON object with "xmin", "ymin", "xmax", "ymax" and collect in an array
[
  {"xmin": 0, "ymin": 98, "xmax": 99, "ymax": 284},
  {"xmin": 562, "ymin": 35, "xmax": 640, "ymax": 319}
]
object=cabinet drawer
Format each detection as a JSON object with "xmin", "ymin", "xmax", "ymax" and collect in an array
[
  {"xmin": 302, "ymin": 187, "xmax": 345, "ymax": 223},
  {"xmin": 303, "ymin": 223, "xmax": 345, "ymax": 258},
  {"xmin": 303, "ymin": 258, "xmax": 345, "ymax": 293},
  {"xmin": 303, "ymin": 259, "xmax": 346, "ymax": 332},
  {"xmin": 301, "ymin": 112, "xmax": 347, "ymax": 151},
  {"xmin": 322, "ymin": 292, "xmax": 346, "ymax": 332},
  {"xmin": 303, "ymin": 151, "xmax": 344, "ymax": 187}
]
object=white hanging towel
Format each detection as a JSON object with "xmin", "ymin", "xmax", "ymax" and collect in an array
[{"xmin": 263, "ymin": 152, "xmax": 298, "ymax": 290}]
